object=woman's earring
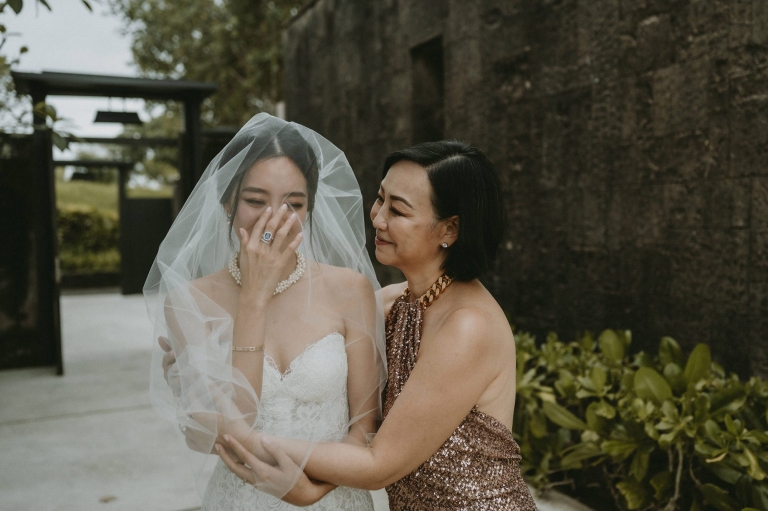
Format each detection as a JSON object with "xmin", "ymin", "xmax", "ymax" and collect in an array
[{"xmin": 441, "ymin": 243, "xmax": 448, "ymax": 248}]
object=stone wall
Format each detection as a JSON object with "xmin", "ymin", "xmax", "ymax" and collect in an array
[{"xmin": 284, "ymin": 0, "xmax": 768, "ymax": 377}]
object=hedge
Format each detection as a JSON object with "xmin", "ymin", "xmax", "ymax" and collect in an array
[{"xmin": 514, "ymin": 330, "xmax": 768, "ymax": 511}]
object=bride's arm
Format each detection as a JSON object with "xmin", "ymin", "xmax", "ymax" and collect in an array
[
  {"xmin": 231, "ymin": 206, "xmax": 298, "ymax": 397},
  {"xmin": 343, "ymin": 272, "xmax": 383, "ymax": 445}
]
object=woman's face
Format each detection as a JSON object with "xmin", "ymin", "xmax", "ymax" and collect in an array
[
  {"xmin": 370, "ymin": 160, "xmax": 449, "ymax": 271},
  {"xmin": 230, "ymin": 156, "xmax": 309, "ymax": 242}
]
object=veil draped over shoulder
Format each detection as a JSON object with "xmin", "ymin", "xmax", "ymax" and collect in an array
[{"xmin": 143, "ymin": 113, "xmax": 385, "ymax": 498}]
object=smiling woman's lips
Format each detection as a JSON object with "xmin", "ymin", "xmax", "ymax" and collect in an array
[{"xmin": 374, "ymin": 236, "xmax": 392, "ymax": 245}]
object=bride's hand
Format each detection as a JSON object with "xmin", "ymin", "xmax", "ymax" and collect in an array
[
  {"xmin": 238, "ymin": 205, "xmax": 303, "ymax": 305},
  {"xmin": 217, "ymin": 435, "xmax": 332, "ymax": 506}
]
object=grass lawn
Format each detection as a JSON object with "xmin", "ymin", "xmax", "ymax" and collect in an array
[
  {"xmin": 56, "ymin": 180, "xmax": 118, "ymax": 214},
  {"xmin": 56, "ymin": 180, "xmax": 174, "ymax": 214}
]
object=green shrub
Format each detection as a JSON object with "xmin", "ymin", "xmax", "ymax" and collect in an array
[
  {"xmin": 57, "ymin": 204, "xmax": 119, "ymax": 253},
  {"xmin": 57, "ymin": 204, "xmax": 120, "ymax": 273},
  {"xmin": 514, "ymin": 329, "xmax": 768, "ymax": 511},
  {"xmin": 59, "ymin": 248, "xmax": 120, "ymax": 274}
]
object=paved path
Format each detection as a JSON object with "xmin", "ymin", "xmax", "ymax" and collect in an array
[{"xmin": 0, "ymin": 292, "xmax": 588, "ymax": 511}]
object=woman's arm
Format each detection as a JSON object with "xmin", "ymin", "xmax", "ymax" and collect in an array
[{"xmin": 223, "ymin": 306, "xmax": 496, "ymax": 490}]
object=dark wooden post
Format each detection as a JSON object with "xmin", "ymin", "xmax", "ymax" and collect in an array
[
  {"xmin": 31, "ymin": 89, "xmax": 63, "ymax": 375},
  {"xmin": 182, "ymin": 97, "xmax": 203, "ymax": 198}
]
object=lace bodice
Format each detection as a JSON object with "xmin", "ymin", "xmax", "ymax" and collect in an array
[{"xmin": 202, "ymin": 333, "xmax": 374, "ymax": 511}]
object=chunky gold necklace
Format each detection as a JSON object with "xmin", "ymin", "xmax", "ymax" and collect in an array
[{"xmin": 403, "ymin": 274, "xmax": 453, "ymax": 308}]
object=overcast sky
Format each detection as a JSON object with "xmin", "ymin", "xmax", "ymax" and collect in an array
[{"xmin": 6, "ymin": 1, "xmax": 145, "ymax": 139}]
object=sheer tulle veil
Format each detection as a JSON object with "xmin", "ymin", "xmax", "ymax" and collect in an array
[{"xmin": 143, "ymin": 113, "xmax": 385, "ymax": 498}]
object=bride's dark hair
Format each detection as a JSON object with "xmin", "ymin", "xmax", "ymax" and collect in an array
[{"xmin": 217, "ymin": 122, "xmax": 319, "ymax": 241}]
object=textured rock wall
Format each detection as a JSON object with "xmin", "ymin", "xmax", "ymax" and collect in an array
[{"xmin": 284, "ymin": 0, "xmax": 768, "ymax": 377}]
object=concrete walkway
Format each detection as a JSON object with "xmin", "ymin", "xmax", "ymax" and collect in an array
[{"xmin": 0, "ymin": 292, "xmax": 589, "ymax": 511}]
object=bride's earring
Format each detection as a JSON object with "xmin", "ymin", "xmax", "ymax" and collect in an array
[{"xmin": 441, "ymin": 242, "xmax": 448, "ymax": 248}]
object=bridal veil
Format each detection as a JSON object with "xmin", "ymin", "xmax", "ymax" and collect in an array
[{"xmin": 143, "ymin": 113, "xmax": 385, "ymax": 498}]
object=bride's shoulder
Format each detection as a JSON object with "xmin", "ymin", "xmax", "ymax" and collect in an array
[
  {"xmin": 314, "ymin": 263, "xmax": 375, "ymax": 299},
  {"xmin": 164, "ymin": 269, "xmax": 231, "ymax": 309},
  {"xmin": 189, "ymin": 269, "xmax": 231, "ymax": 295}
]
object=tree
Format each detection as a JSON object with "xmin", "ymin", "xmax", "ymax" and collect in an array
[
  {"xmin": 109, "ymin": 0, "xmax": 303, "ymax": 128},
  {"xmin": 0, "ymin": 0, "xmax": 93, "ymax": 150}
]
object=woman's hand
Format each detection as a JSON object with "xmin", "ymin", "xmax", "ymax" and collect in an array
[
  {"xmin": 158, "ymin": 336, "xmax": 180, "ymax": 397},
  {"xmin": 217, "ymin": 435, "xmax": 334, "ymax": 506},
  {"xmin": 238, "ymin": 205, "xmax": 303, "ymax": 306}
]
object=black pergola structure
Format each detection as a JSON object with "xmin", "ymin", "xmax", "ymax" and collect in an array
[{"xmin": 9, "ymin": 71, "xmax": 216, "ymax": 375}]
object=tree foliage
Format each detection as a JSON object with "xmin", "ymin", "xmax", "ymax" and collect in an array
[
  {"xmin": 0, "ymin": 0, "xmax": 92, "ymax": 149},
  {"xmin": 109, "ymin": 0, "xmax": 303, "ymax": 127}
]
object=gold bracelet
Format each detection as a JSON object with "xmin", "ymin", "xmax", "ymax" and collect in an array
[{"xmin": 232, "ymin": 345, "xmax": 265, "ymax": 352}]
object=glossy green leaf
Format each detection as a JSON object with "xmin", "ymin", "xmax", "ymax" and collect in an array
[
  {"xmin": 8, "ymin": 0, "xmax": 23, "ymax": 15},
  {"xmin": 700, "ymin": 483, "xmax": 739, "ymax": 511},
  {"xmin": 602, "ymin": 439, "xmax": 638, "ymax": 460},
  {"xmin": 659, "ymin": 336, "xmax": 684, "ymax": 367},
  {"xmin": 593, "ymin": 400, "xmax": 616, "ymax": 419},
  {"xmin": 560, "ymin": 442, "xmax": 603, "ymax": 468},
  {"xmin": 705, "ymin": 419, "xmax": 724, "ymax": 444},
  {"xmin": 684, "ymin": 344, "xmax": 712, "ymax": 387},
  {"xmin": 617, "ymin": 480, "xmax": 648, "ymax": 510},
  {"xmin": 590, "ymin": 366, "xmax": 607, "ymax": 392},
  {"xmin": 542, "ymin": 401, "xmax": 587, "ymax": 430},
  {"xmin": 586, "ymin": 402, "xmax": 610, "ymax": 433},
  {"xmin": 650, "ymin": 470, "xmax": 673, "ymax": 501},
  {"xmin": 629, "ymin": 445, "xmax": 652, "ymax": 481},
  {"xmin": 742, "ymin": 447, "xmax": 766, "ymax": 481},
  {"xmin": 52, "ymin": 132, "xmax": 68, "ymax": 151},
  {"xmin": 599, "ymin": 329, "xmax": 625, "ymax": 363},
  {"xmin": 634, "ymin": 367, "xmax": 673, "ymax": 404},
  {"xmin": 530, "ymin": 409, "xmax": 548, "ymax": 439},
  {"xmin": 706, "ymin": 463, "xmax": 743, "ymax": 485},
  {"xmin": 664, "ymin": 362, "xmax": 686, "ymax": 395},
  {"xmin": 711, "ymin": 384, "xmax": 747, "ymax": 416}
]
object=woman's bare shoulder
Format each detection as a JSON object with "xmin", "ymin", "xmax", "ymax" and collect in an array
[{"xmin": 437, "ymin": 284, "xmax": 512, "ymax": 348}]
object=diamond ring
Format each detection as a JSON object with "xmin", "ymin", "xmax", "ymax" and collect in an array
[{"xmin": 260, "ymin": 231, "xmax": 274, "ymax": 244}]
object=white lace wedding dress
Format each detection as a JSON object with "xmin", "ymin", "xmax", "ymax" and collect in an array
[{"xmin": 201, "ymin": 332, "xmax": 374, "ymax": 511}]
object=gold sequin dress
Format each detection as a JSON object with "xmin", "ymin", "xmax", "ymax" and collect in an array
[{"xmin": 383, "ymin": 292, "xmax": 537, "ymax": 511}]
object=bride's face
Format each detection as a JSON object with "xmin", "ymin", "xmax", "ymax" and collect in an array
[{"xmin": 231, "ymin": 156, "xmax": 309, "ymax": 240}]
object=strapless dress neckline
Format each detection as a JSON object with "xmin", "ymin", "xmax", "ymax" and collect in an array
[{"xmin": 263, "ymin": 331, "xmax": 343, "ymax": 380}]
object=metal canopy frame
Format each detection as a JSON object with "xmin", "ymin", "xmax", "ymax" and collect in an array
[{"xmin": 10, "ymin": 71, "xmax": 217, "ymax": 375}]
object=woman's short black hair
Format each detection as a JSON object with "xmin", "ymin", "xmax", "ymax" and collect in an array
[
  {"xmin": 382, "ymin": 140, "xmax": 506, "ymax": 281},
  {"xmin": 218, "ymin": 122, "xmax": 319, "ymax": 241}
]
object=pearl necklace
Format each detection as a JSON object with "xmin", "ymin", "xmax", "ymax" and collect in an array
[{"xmin": 228, "ymin": 251, "xmax": 306, "ymax": 295}]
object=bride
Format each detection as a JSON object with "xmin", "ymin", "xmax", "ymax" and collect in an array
[{"xmin": 144, "ymin": 114, "xmax": 385, "ymax": 510}]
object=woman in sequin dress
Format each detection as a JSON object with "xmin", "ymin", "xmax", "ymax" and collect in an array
[{"xmin": 219, "ymin": 141, "xmax": 538, "ymax": 511}]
